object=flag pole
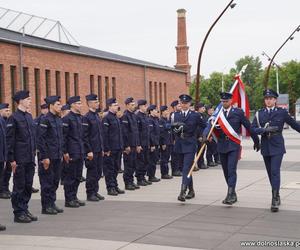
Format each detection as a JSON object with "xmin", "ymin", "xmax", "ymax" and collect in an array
[{"xmin": 187, "ymin": 64, "xmax": 248, "ymax": 178}]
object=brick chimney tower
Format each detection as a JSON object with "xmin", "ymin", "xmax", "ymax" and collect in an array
[{"xmin": 175, "ymin": 8, "xmax": 191, "ymax": 85}]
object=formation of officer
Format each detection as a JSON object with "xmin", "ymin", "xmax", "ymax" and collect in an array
[{"xmin": 251, "ymin": 89, "xmax": 300, "ymax": 212}]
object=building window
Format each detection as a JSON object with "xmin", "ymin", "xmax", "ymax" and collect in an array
[
  {"xmin": 74, "ymin": 73, "xmax": 79, "ymax": 96},
  {"xmin": 23, "ymin": 67, "xmax": 29, "ymax": 91},
  {"xmin": 159, "ymin": 82, "xmax": 162, "ymax": 106},
  {"xmin": 34, "ymin": 68, "xmax": 41, "ymax": 116},
  {"xmin": 104, "ymin": 77, "xmax": 109, "ymax": 101},
  {"xmin": 112, "ymin": 77, "xmax": 116, "ymax": 98},
  {"xmin": 65, "ymin": 72, "xmax": 70, "ymax": 100},
  {"xmin": 90, "ymin": 75, "xmax": 95, "ymax": 94},
  {"xmin": 10, "ymin": 66, "xmax": 17, "ymax": 111},
  {"xmin": 154, "ymin": 82, "xmax": 158, "ymax": 105},
  {"xmin": 0, "ymin": 64, "xmax": 4, "ymax": 103},
  {"xmin": 55, "ymin": 71, "xmax": 61, "ymax": 96},
  {"xmin": 149, "ymin": 81, "xmax": 153, "ymax": 104},
  {"xmin": 164, "ymin": 82, "xmax": 167, "ymax": 105},
  {"xmin": 45, "ymin": 69, "xmax": 51, "ymax": 97},
  {"xmin": 97, "ymin": 76, "xmax": 102, "ymax": 108}
]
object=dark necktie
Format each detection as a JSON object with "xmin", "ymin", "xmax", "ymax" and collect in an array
[{"xmin": 224, "ymin": 110, "xmax": 228, "ymax": 118}]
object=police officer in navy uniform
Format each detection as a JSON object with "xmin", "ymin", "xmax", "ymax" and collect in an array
[
  {"xmin": 204, "ymin": 92, "xmax": 260, "ymax": 205},
  {"xmin": 6, "ymin": 90, "xmax": 38, "ymax": 223},
  {"xmin": 172, "ymin": 94, "xmax": 206, "ymax": 202},
  {"xmin": 0, "ymin": 103, "xmax": 11, "ymax": 199},
  {"xmin": 102, "ymin": 98, "xmax": 125, "ymax": 196},
  {"xmin": 159, "ymin": 105, "xmax": 173, "ymax": 179},
  {"xmin": 135, "ymin": 100, "xmax": 152, "ymax": 186},
  {"xmin": 147, "ymin": 105, "xmax": 161, "ymax": 183},
  {"xmin": 121, "ymin": 97, "xmax": 141, "ymax": 190},
  {"xmin": 83, "ymin": 94, "xmax": 105, "ymax": 202},
  {"xmin": 60, "ymin": 104, "xmax": 70, "ymax": 186},
  {"xmin": 169, "ymin": 100, "xmax": 182, "ymax": 177},
  {"xmin": 251, "ymin": 89, "xmax": 300, "ymax": 212},
  {"xmin": 116, "ymin": 107, "xmax": 124, "ymax": 174},
  {"xmin": 38, "ymin": 96, "xmax": 64, "ymax": 215},
  {"xmin": 62, "ymin": 96, "xmax": 86, "ymax": 208}
]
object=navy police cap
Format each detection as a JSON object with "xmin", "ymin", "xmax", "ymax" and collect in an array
[
  {"xmin": 125, "ymin": 97, "xmax": 134, "ymax": 105},
  {"xmin": 147, "ymin": 104, "xmax": 157, "ymax": 112},
  {"xmin": 160, "ymin": 105, "xmax": 168, "ymax": 112},
  {"xmin": 170, "ymin": 100, "xmax": 179, "ymax": 107},
  {"xmin": 0, "ymin": 103, "xmax": 9, "ymax": 110},
  {"xmin": 137, "ymin": 99, "xmax": 147, "ymax": 106},
  {"xmin": 61, "ymin": 104, "xmax": 70, "ymax": 111},
  {"xmin": 179, "ymin": 94, "xmax": 192, "ymax": 103},
  {"xmin": 106, "ymin": 98, "xmax": 117, "ymax": 106},
  {"xmin": 67, "ymin": 96, "xmax": 81, "ymax": 105},
  {"xmin": 13, "ymin": 90, "xmax": 30, "ymax": 102},
  {"xmin": 44, "ymin": 96, "xmax": 60, "ymax": 105},
  {"xmin": 220, "ymin": 92, "xmax": 233, "ymax": 100},
  {"xmin": 85, "ymin": 94, "xmax": 98, "ymax": 101},
  {"xmin": 263, "ymin": 89, "xmax": 278, "ymax": 98}
]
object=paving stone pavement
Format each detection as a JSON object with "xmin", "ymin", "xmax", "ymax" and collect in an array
[{"xmin": 1, "ymin": 129, "xmax": 300, "ymax": 250}]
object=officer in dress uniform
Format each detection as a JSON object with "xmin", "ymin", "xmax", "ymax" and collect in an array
[
  {"xmin": 0, "ymin": 103, "xmax": 11, "ymax": 199},
  {"xmin": 102, "ymin": 98, "xmax": 125, "ymax": 196},
  {"xmin": 169, "ymin": 100, "xmax": 182, "ymax": 177},
  {"xmin": 251, "ymin": 89, "xmax": 300, "ymax": 212},
  {"xmin": 116, "ymin": 107, "xmax": 124, "ymax": 174},
  {"xmin": 0, "ymin": 104, "xmax": 7, "ymax": 230},
  {"xmin": 60, "ymin": 104, "xmax": 70, "ymax": 186},
  {"xmin": 172, "ymin": 94, "xmax": 206, "ymax": 202},
  {"xmin": 83, "ymin": 94, "xmax": 105, "ymax": 202},
  {"xmin": 6, "ymin": 90, "xmax": 38, "ymax": 223},
  {"xmin": 204, "ymin": 92, "xmax": 260, "ymax": 205},
  {"xmin": 135, "ymin": 100, "xmax": 152, "ymax": 186},
  {"xmin": 121, "ymin": 97, "xmax": 141, "ymax": 190},
  {"xmin": 62, "ymin": 96, "xmax": 85, "ymax": 208},
  {"xmin": 147, "ymin": 105, "xmax": 161, "ymax": 183},
  {"xmin": 159, "ymin": 105, "xmax": 173, "ymax": 179},
  {"xmin": 37, "ymin": 96, "xmax": 64, "ymax": 215},
  {"xmin": 205, "ymin": 105, "xmax": 220, "ymax": 166}
]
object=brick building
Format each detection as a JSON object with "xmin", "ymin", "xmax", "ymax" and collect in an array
[{"xmin": 0, "ymin": 9, "xmax": 191, "ymax": 116}]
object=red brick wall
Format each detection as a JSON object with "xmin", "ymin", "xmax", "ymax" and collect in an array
[{"xmin": 0, "ymin": 41, "xmax": 188, "ymax": 117}]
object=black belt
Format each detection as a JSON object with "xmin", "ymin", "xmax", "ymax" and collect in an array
[{"xmin": 263, "ymin": 132, "xmax": 282, "ymax": 139}]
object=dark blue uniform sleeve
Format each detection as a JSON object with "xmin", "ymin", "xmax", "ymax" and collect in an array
[
  {"xmin": 102, "ymin": 116, "xmax": 110, "ymax": 152},
  {"xmin": 82, "ymin": 115, "xmax": 92, "ymax": 154},
  {"xmin": 251, "ymin": 112, "xmax": 265, "ymax": 135},
  {"xmin": 284, "ymin": 110, "xmax": 300, "ymax": 133},
  {"xmin": 149, "ymin": 120, "xmax": 155, "ymax": 147},
  {"xmin": 6, "ymin": 116, "xmax": 16, "ymax": 162},
  {"xmin": 121, "ymin": 115, "xmax": 130, "ymax": 148},
  {"xmin": 159, "ymin": 119, "xmax": 167, "ymax": 145},
  {"xmin": 62, "ymin": 116, "xmax": 70, "ymax": 154},
  {"xmin": 239, "ymin": 109, "xmax": 260, "ymax": 144},
  {"xmin": 38, "ymin": 116, "xmax": 50, "ymax": 159}
]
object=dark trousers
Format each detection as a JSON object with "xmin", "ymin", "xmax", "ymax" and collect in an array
[
  {"xmin": 0, "ymin": 162, "xmax": 4, "ymax": 193},
  {"xmin": 170, "ymin": 145, "xmax": 181, "ymax": 173},
  {"xmin": 206, "ymin": 141, "xmax": 219, "ymax": 163},
  {"xmin": 117, "ymin": 151, "xmax": 122, "ymax": 172},
  {"xmin": 160, "ymin": 145, "xmax": 171, "ymax": 176},
  {"xmin": 147, "ymin": 146, "xmax": 159, "ymax": 178},
  {"xmin": 85, "ymin": 153, "xmax": 103, "ymax": 196},
  {"xmin": 263, "ymin": 154, "xmax": 283, "ymax": 190},
  {"xmin": 63, "ymin": 158, "xmax": 84, "ymax": 202},
  {"xmin": 197, "ymin": 141, "xmax": 206, "ymax": 167},
  {"xmin": 123, "ymin": 148, "xmax": 137, "ymax": 185},
  {"xmin": 178, "ymin": 152, "xmax": 194, "ymax": 186},
  {"xmin": 219, "ymin": 150, "xmax": 239, "ymax": 188},
  {"xmin": 11, "ymin": 162, "xmax": 35, "ymax": 216},
  {"xmin": 103, "ymin": 151, "xmax": 120, "ymax": 189},
  {"xmin": 136, "ymin": 146, "xmax": 149, "ymax": 181},
  {"xmin": 0, "ymin": 162, "xmax": 11, "ymax": 193},
  {"xmin": 39, "ymin": 159, "xmax": 62, "ymax": 209}
]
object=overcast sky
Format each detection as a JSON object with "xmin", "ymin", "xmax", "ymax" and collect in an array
[{"xmin": 0, "ymin": 0, "xmax": 299, "ymax": 77}]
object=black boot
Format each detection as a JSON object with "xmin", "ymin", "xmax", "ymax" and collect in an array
[
  {"xmin": 185, "ymin": 183, "xmax": 195, "ymax": 200},
  {"xmin": 177, "ymin": 184, "xmax": 187, "ymax": 202},
  {"xmin": 271, "ymin": 190, "xmax": 280, "ymax": 212},
  {"xmin": 222, "ymin": 187, "xmax": 237, "ymax": 205}
]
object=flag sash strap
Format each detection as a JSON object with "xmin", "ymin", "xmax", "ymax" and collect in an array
[{"xmin": 217, "ymin": 111, "xmax": 241, "ymax": 145}]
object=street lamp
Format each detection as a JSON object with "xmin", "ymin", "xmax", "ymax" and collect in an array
[
  {"xmin": 194, "ymin": 0, "xmax": 237, "ymax": 104},
  {"xmin": 261, "ymin": 51, "xmax": 280, "ymax": 94},
  {"xmin": 263, "ymin": 25, "xmax": 300, "ymax": 89}
]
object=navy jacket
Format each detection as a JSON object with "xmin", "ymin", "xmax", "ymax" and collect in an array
[
  {"xmin": 37, "ymin": 112, "xmax": 63, "ymax": 160},
  {"xmin": 173, "ymin": 110, "xmax": 204, "ymax": 154},
  {"xmin": 0, "ymin": 116, "xmax": 7, "ymax": 162},
  {"xmin": 6, "ymin": 109, "xmax": 36, "ymax": 163},
  {"xmin": 252, "ymin": 107, "xmax": 300, "ymax": 156},
  {"xmin": 62, "ymin": 111, "xmax": 84, "ymax": 159},
  {"xmin": 136, "ymin": 111, "xmax": 150, "ymax": 147},
  {"xmin": 148, "ymin": 115, "xmax": 160, "ymax": 147},
  {"xmin": 197, "ymin": 112, "xmax": 207, "ymax": 137},
  {"xmin": 34, "ymin": 114, "xmax": 46, "ymax": 143},
  {"xmin": 204, "ymin": 107, "xmax": 259, "ymax": 154},
  {"xmin": 83, "ymin": 110, "xmax": 103, "ymax": 154},
  {"xmin": 121, "ymin": 110, "xmax": 140, "ymax": 148},
  {"xmin": 102, "ymin": 111, "xmax": 123, "ymax": 152},
  {"xmin": 159, "ymin": 117, "xmax": 172, "ymax": 146}
]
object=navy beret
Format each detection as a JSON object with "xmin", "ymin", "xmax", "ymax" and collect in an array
[
  {"xmin": 147, "ymin": 104, "xmax": 157, "ymax": 112},
  {"xmin": 13, "ymin": 90, "xmax": 30, "ymax": 102},
  {"xmin": 170, "ymin": 100, "xmax": 179, "ymax": 107},
  {"xmin": 106, "ymin": 98, "xmax": 117, "ymax": 106},
  {"xmin": 103, "ymin": 107, "xmax": 109, "ymax": 112},
  {"xmin": 40, "ymin": 103, "xmax": 48, "ymax": 109},
  {"xmin": 61, "ymin": 104, "xmax": 70, "ymax": 111},
  {"xmin": 137, "ymin": 99, "xmax": 147, "ymax": 106},
  {"xmin": 160, "ymin": 105, "xmax": 168, "ymax": 112},
  {"xmin": 44, "ymin": 95, "xmax": 60, "ymax": 105},
  {"xmin": 67, "ymin": 96, "xmax": 81, "ymax": 105},
  {"xmin": 0, "ymin": 103, "xmax": 9, "ymax": 110},
  {"xmin": 220, "ymin": 92, "xmax": 233, "ymax": 100},
  {"xmin": 263, "ymin": 89, "xmax": 278, "ymax": 98},
  {"xmin": 125, "ymin": 97, "xmax": 134, "ymax": 105},
  {"xmin": 179, "ymin": 94, "xmax": 192, "ymax": 103},
  {"xmin": 86, "ymin": 94, "xmax": 98, "ymax": 101}
]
